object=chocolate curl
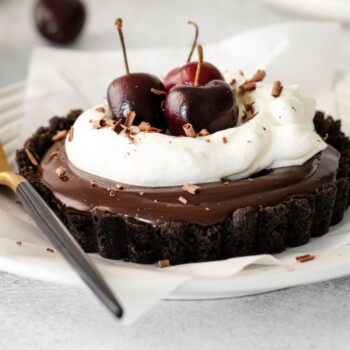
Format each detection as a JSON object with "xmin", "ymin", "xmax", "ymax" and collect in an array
[
  {"xmin": 249, "ymin": 69, "xmax": 266, "ymax": 83},
  {"xmin": 183, "ymin": 183, "xmax": 201, "ymax": 194},
  {"xmin": 271, "ymin": 81, "xmax": 283, "ymax": 97},
  {"xmin": 197, "ymin": 129, "xmax": 209, "ymax": 137},
  {"xmin": 52, "ymin": 130, "xmax": 68, "ymax": 141},
  {"xmin": 183, "ymin": 123, "xmax": 197, "ymax": 138},
  {"xmin": 124, "ymin": 111, "xmax": 136, "ymax": 128}
]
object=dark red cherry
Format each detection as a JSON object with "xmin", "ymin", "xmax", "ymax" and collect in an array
[
  {"xmin": 164, "ymin": 80, "xmax": 238, "ymax": 136},
  {"xmin": 163, "ymin": 62, "xmax": 225, "ymax": 91},
  {"xmin": 107, "ymin": 19, "xmax": 166, "ymax": 130},
  {"xmin": 163, "ymin": 21, "xmax": 224, "ymax": 90},
  {"xmin": 34, "ymin": 0, "xmax": 86, "ymax": 44},
  {"xmin": 107, "ymin": 73, "xmax": 166, "ymax": 130},
  {"xmin": 164, "ymin": 45, "xmax": 238, "ymax": 136}
]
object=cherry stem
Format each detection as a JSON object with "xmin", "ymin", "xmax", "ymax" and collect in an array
[
  {"xmin": 186, "ymin": 20, "xmax": 199, "ymax": 63},
  {"xmin": 193, "ymin": 44, "xmax": 203, "ymax": 87},
  {"xmin": 115, "ymin": 18, "xmax": 130, "ymax": 74}
]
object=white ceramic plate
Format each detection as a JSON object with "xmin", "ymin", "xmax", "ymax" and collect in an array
[
  {"xmin": 263, "ymin": 0, "xmax": 350, "ymax": 25},
  {"xmin": 2, "ymin": 82, "xmax": 350, "ymax": 300}
]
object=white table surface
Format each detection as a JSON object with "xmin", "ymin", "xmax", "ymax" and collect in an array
[{"xmin": 1, "ymin": 1, "xmax": 350, "ymax": 349}]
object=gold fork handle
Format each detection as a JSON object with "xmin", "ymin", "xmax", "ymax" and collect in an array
[{"xmin": 15, "ymin": 180, "xmax": 123, "ymax": 319}]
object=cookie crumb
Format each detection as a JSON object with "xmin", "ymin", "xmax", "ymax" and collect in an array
[
  {"xmin": 46, "ymin": 247, "xmax": 54, "ymax": 253},
  {"xmin": 16, "ymin": 240, "xmax": 22, "ymax": 246}
]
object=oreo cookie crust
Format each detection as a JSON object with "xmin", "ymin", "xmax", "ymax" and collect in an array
[{"xmin": 16, "ymin": 110, "xmax": 350, "ymax": 265}]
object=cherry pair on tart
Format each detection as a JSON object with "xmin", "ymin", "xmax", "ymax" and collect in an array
[{"xmin": 107, "ymin": 19, "xmax": 239, "ymax": 136}]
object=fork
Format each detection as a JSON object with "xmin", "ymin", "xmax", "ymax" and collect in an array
[{"xmin": 0, "ymin": 142, "xmax": 123, "ymax": 318}]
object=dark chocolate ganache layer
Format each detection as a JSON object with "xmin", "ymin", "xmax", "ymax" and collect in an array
[{"xmin": 38, "ymin": 141, "xmax": 340, "ymax": 226}]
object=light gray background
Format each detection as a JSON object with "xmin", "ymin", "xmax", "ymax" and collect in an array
[{"xmin": 1, "ymin": 1, "xmax": 350, "ymax": 349}]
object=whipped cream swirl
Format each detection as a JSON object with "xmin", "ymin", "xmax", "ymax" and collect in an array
[{"xmin": 65, "ymin": 74, "xmax": 327, "ymax": 187}]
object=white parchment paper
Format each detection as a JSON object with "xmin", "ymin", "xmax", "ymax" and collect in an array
[{"xmin": 2, "ymin": 21, "xmax": 350, "ymax": 325}]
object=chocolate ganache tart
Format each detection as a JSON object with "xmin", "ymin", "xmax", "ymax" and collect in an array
[{"xmin": 16, "ymin": 20, "xmax": 350, "ymax": 265}]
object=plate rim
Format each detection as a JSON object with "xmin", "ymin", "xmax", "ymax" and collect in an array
[{"xmin": 1, "ymin": 80, "xmax": 350, "ymax": 300}]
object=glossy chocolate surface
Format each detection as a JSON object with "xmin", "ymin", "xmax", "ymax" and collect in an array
[{"xmin": 38, "ymin": 142, "xmax": 339, "ymax": 226}]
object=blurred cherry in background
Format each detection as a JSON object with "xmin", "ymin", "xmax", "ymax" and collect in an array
[{"xmin": 34, "ymin": 0, "xmax": 86, "ymax": 44}]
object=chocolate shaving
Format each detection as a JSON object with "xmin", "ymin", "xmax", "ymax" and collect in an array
[
  {"xmin": 92, "ymin": 119, "xmax": 106, "ymax": 129},
  {"xmin": 146, "ymin": 127, "xmax": 162, "ymax": 133},
  {"xmin": 197, "ymin": 129, "xmax": 209, "ymax": 137},
  {"xmin": 222, "ymin": 136, "xmax": 228, "ymax": 144},
  {"xmin": 150, "ymin": 88, "xmax": 167, "ymax": 95},
  {"xmin": 139, "ymin": 121, "xmax": 151, "ymax": 131},
  {"xmin": 55, "ymin": 167, "xmax": 66, "ymax": 178},
  {"xmin": 157, "ymin": 259, "xmax": 170, "ymax": 268},
  {"xmin": 296, "ymin": 254, "xmax": 315, "ymax": 263},
  {"xmin": 93, "ymin": 206, "xmax": 107, "ymax": 213},
  {"xmin": 16, "ymin": 240, "xmax": 22, "ymax": 246},
  {"xmin": 46, "ymin": 247, "xmax": 54, "ymax": 253},
  {"xmin": 244, "ymin": 101, "xmax": 255, "ymax": 113},
  {"xmin": 248, "ymin": 69, "xmax": 266, "ymax": 83},
  {"xmin": 178, "ymin": 196, "xmax": 188, "ymax": 205},
  {"xmin": 109, "ymin": 189, "xmax": 117, "ymax": 197},
  {"xmin": 90, "ymin": 179, "xmax": 97, "ymax": 187},
  {"xmin": 125, "ymin": 111, "xmax": 136, "ymax": 128},
  {"xmin": 242, "ymin": 111, "xmax": 259, "ymax": 124},
  {"xmin": 68, "ymin": 127, "xmax": 74, "ymax": 142},
  {"xmin": 183, "ymin": 123, "xmax": 197, "ymax": 138},
  {"xmin": 25, "ymin": 148, "xmax": 38, "ymax": 166},
  {"xmin": 237, "ymin": 86, "xmax": 246, "ymax": 97},
  {"xmin": 51, "ymin": 130, "xmax": 68, "ymax": 141},
  {"xmin": 116, "ymin": 183, "xmax": 124, "ymax": 190},
  {"xmin": 113, "ymin": 119, "xmax": 123, "ymax": 134},
  {"xmin": 106, "ymin": 120, "xmax": 115, "ymax": 127},
  {"xmin": 183, "ymin": 183, "xmax": 201, "ymax": 194},
  {"xmin": 95, "ymin": 106, "xmax": 105, "ymax": 113},
  {"xmin": 243, "ymin": 81, "xmax": 256, "ymax": 91},
  {"xmin": 46, "ymin": 151, "xmax": 59, "ymax": 164},
  {"xmin": 272, "ymin": 81, "xmax": 283, "ymax": 97}
]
